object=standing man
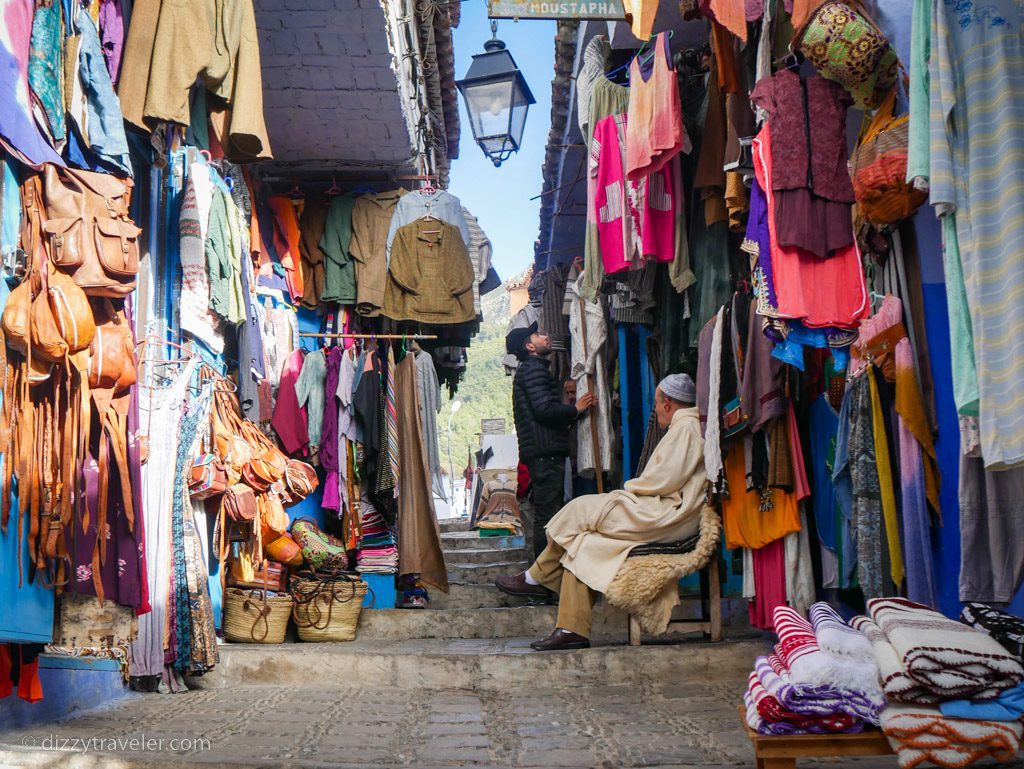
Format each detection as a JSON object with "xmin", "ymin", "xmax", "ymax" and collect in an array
[{"xmin": 507, "ymin": 322, "xmax": 596, "ymax": 562}]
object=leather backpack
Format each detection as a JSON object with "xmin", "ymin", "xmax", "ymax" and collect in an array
[{"xmin": 40, "ymin": 165, "xmax": 141, "ymax": 297}]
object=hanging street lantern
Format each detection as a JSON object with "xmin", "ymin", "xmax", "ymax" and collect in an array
[{"xmin": 456, "ymin": 21, "xmax": 536, "ymax": 167}]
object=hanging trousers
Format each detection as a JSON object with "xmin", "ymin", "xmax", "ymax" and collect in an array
[{"xmin": 528, "ymin": 541, "xmax": 598, "ymax": 638}]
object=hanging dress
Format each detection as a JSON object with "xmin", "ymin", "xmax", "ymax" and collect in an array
[{"xmin": 625, "ymin": 31, "xmax": 690, "ymax": 182}]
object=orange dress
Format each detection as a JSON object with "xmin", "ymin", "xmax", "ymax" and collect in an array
[
  {"xmin": 625, "ymin": 32, "xmax": 689, "ymax": 182},
  {"xmin": 268, "ymin": 196, "xmax": 304, "ymax": 303},
  {"xmin": 721, "ymin": 442, "xmax": 801, "ymax": 550}
]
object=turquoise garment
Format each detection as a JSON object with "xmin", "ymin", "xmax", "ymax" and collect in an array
[
  {"xmin": 905, "ymin": 0, "xmax": 929, "ymax": 183},
  {"xmin": 940, "ymin": 215, "xmax": 979, "ymax": 415},
  {"xmin": 28, "ymin": 0, "xmax": 65, "ymax": 143},
  {"xmin": 929, "ymin": 0, "xmax": 1024, "ymax": 468},
  {"xmin": 1, "ymin": 154, "xmax": 19, "ymax": 266},
  {"xmin": 75, "ymin": 11, "xmax": 132, "ymax": 175},
  {"xmin": 295, "ymin": 350, "xmax": 327, "ymax": 448},
  {"xmin": 318, "ymin": 195, "xmax": 357, "ymax": 304}
]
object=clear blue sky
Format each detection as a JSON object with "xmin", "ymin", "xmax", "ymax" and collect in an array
[{"xmin": 449, "ymin": 3, "xmax": 556, "ymax": 281}]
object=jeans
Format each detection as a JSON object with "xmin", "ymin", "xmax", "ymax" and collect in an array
[{"xmin": 527, "ymin": 455, "xmax": 567, "ymax": 562}]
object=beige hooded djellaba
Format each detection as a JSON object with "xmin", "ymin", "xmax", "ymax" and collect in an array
[{"xmin": 545, "ymin": 406, "xmax": 706, "ymax": 594}]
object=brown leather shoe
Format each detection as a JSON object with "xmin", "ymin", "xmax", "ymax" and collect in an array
[
  {"xmin": 495, "ymin": 572, "xmax": 551, "ymax": 599},
  {"xmin": 530, "ymin": 628, "xmax": 591, "ymax": 651}
]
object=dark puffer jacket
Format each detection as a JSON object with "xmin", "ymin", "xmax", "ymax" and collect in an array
[{"xmin": 512, "ymin": 355, "xmax": 578, "ymax": 462}]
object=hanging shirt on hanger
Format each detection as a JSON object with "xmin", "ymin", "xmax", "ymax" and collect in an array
[
  {"xmin": 385, "ymin": 188, "xmax": 470, "ymax": 261},
  {"xmin": 350, "ymin": 189, "xmax": 407, "ymax": 317}
]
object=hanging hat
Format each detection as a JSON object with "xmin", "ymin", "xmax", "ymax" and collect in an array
[
  {"xmin": 506, "ymin": 321, "xmax": 538, "ymax": 356},
  {"xmin": 658, "ymin": 373, "xmax": 696, "ymax": 404}
]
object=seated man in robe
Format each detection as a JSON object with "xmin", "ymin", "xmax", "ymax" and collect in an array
[{"xmin": 495, "ymin": 374, "xmax": 707, "ymax": 651}]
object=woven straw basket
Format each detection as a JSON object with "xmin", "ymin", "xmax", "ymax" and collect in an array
[
  {"xmin": 291, "ymin": 572, "xmax": 370, "ymax": 642},
  {"xmin": 223, "ymin": 588, "xmax": 293, "ymax": 644}
]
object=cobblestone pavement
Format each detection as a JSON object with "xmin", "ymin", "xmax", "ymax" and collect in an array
[{"xmin": 3, "ymin": 676, "xmax": 1024, "ymax": 769}]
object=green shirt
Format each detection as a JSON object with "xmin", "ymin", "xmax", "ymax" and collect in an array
[{"xmin": 318, "ymin": 195, "xmax": 357, "ymax": 304}]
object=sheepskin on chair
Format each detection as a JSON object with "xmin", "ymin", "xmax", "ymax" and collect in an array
[{"xmin": 604, "ymin": 505, "xmax": 721, "ymax": 636}]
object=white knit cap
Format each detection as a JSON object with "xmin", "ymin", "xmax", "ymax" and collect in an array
[{"xmin": 659, "ymin": 373, "xmax": 696, "ymax": 404}]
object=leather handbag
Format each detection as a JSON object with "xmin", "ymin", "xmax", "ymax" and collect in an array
[
  {"xmin": 259, "ymin": 490, "xmax": 290, "ymax": 538},
  {"xmin": 45, "ymin": 268, "xmax": 95, "ymax": 357},
  {"xmin": 40, "ymin": 165, "xmax": 141, "ymax": 297},
  {"xmin": 265, "ymin": 532, "xmax": 304, "ymax": 567},
  {"xmin": 190, "ymin": 453, "xmax": 231, "ymax": 501},
  {"xmin": 850, "ymin": 85, "xmax": 928, "ymax": 226},
  {"xmin": 87, "ymin": 300, "xmax": 136, "ymax": 394},
  {"xmin": 223, "ymin": 483, "xmax": 258, "ymax": 522},
  {"xmin": 283, "ymin": 459, "xmax": 319, "ymax": 506},
  {"xmin": 794, "ymin": 0, "xmax": 898, "ymax": 110}
]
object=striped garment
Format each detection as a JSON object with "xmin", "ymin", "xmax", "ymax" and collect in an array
[
  {"xmin": 747, "ymin": 670, "xmax": 862, "ymax": 733},
  {"xmin": 386, "ymin": 345, "xmax": 400, "ymax": 499},
  {"xmin": 757, "ymin": 654, "xmax": 883, "ymax": 724},
  {"xmin": 809, "ymin": 603, "xmax": 876, "ymax": 663},
  {"xmin": 851, "ymin": 615, "xmax": 942, "ymax": 705},
  {"xmin": 929, "ymin": 0, "xmax": 1024, "ymax": 468},
  {"xmin": 868, "ymin": 597, "xmax": 1024, "ymax": 700}
]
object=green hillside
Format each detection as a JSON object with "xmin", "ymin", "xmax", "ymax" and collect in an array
[{"xmin": 436, "ymin": 323, "xmax": 515, "ymax": 479}]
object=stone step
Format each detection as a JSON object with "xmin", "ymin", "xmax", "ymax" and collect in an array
[
  {"xmin": 357, "ymin": 606, "xmax": 557, "ymax": 640},
  {"xmin": 440, "ymin": 545, "xmax": 528, "ymax": 565},
  {"xmin": 440, "ymin": 530, "xmax": 525, "ymax": 551},
  {"xmin": 447, "ymin": 560, "xmax": 529, "ymax": 585},
  {"xmin": 437, "ymin": 516, "xmax": 472, "ymax": 533},
  {"xmin": 428, "ymin": 582, "xmax": 531, "ymax": 610},
  {"xmin": 210, "ymin": 636, "xmax": 768, "ymax": 691}
]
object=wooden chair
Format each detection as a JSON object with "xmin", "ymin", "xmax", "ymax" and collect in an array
[
  {"xmin": 626, "ymin": 548, "xmax": 723, "ymax": 646},
  {"xmin": 739, "ymin": 706, "xmax": 894, "ymax": 769}
]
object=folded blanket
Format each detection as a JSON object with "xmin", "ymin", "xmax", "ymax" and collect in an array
[
  {"xmin": 851, "ymin": 616, "xmax": 942, "ymax": 705},
  {"xmin": 940, "ymin": 682, "xmax": 1024, "ymax": 722},
  {"xmin": 961, "ymin": 603, "xmax": 1024, "ymax": 661},
  {"xmin": 744, "ymin": 690, "xmax": 813, "ymax": 736},
  {"xmin": 881, "ymin": 705, "xmax": 1022, "ymax": 769},
  {"xmin": 810, "ymin": 602, "xmax": 875, "ymax": 662},
  {"xmin": 774, "ymin": 605, "xmax": 884, "ymax": 697},
  {"xmin": 869, "ymin": 598, "xmax": 1024, "ymax": 700},
  {"xmin": 757, "ymin": 654, "xmax": 884, "ymax": 724},
  {"xmin": 747, "ymin": 670, "xmax": 863, "ymax": 733}
]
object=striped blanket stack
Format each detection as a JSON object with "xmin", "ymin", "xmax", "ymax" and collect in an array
[
  {"xmin": 861, "ymin": 598, "xmax": 1024, "ymax": 769},
  {"xmin": 744, "ymin": 603, "xmax": 886, "ymax": 735},
  {"xmin": 745, "ymin": 598, "xmax": 1024, "ymax": 768}
]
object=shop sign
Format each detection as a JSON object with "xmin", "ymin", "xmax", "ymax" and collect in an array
[{"xmin": 488, "ymin": 0, "xmax": 626, "ymax": 20}]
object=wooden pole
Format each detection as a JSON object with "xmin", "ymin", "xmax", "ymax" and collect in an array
[{"xmin": 577, "ymin": 297, "xmax": 604, "ymax": 494}]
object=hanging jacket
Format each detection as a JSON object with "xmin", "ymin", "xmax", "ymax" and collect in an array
[{"xmin": 512, "ymin": 356, "xmax": 577, "ymax": 462}]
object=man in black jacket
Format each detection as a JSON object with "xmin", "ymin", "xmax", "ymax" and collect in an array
[{"xmin": 507, "ymin": 322, "xmax": 596, "ymax": 562}]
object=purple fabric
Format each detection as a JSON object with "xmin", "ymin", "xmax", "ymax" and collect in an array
[
  {"xmin": 320, "ymin": 347, "xmax": 344, "ymax": 512},
  {"xmin": 65, "ymin": 427, "xmax": 145, "ymax": 610},
  {"xmin": 756, "ymin": 655, "xmax": 884, "ymax": 724},
  {"xmin": 98, "ymin": 0, "xmax": 124, "ymax": 87},
  {"xmin": 320, "ymin": 347, "xmax": 343, "ymax": 473},
  {"xmin": 747, "ymin": 176, "xmax": 778, "ymax": 306},
  {"xmin": 0, "ymin": 0, "xmax": 64, "ymax": 168}
]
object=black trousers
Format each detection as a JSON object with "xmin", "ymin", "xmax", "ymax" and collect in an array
[{"xmin": 527, "ymin": 456, "xmax": 566, "ymax": 562}]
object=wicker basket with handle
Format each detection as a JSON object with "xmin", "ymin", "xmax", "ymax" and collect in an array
[
  {"xmin": 223, "ymin": 587, "xmax": 293, "ymax": 643},
  {"xmin": 290, "ymin": 570, "xmax": 372, "ymax": 642}
]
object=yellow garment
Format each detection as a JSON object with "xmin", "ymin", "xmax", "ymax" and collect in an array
[
  {"xmin": 623, "ymin": 0, "xmax": 658, "ymax": 40},
  {"xmin": 869, "ymin": 370, "xmax": 905, "ymax": 588},
  {"xmin": 721, "ymin": 442, "xmax": 801, "ymax": 550}
]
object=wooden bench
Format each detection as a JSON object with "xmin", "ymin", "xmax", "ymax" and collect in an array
[
  {"xmin": 627, "ymin": 549, "xmax": 722, "ymax": 646},
  {"xmin": 739, "ymin": 706, "xmax": 894, "ymax": 769}
]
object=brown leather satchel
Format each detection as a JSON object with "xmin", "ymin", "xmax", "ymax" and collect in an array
[
  {"xmin": 40, "ymin": 165, "xmax": 141, "ymax": 297},
  {"xmin": 223, "ymin": 483, "xmax": 258, "ymax": 522},
  {"xmin": 283, "ymin": 459, "xmax": 319, "ymax": 506}
]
